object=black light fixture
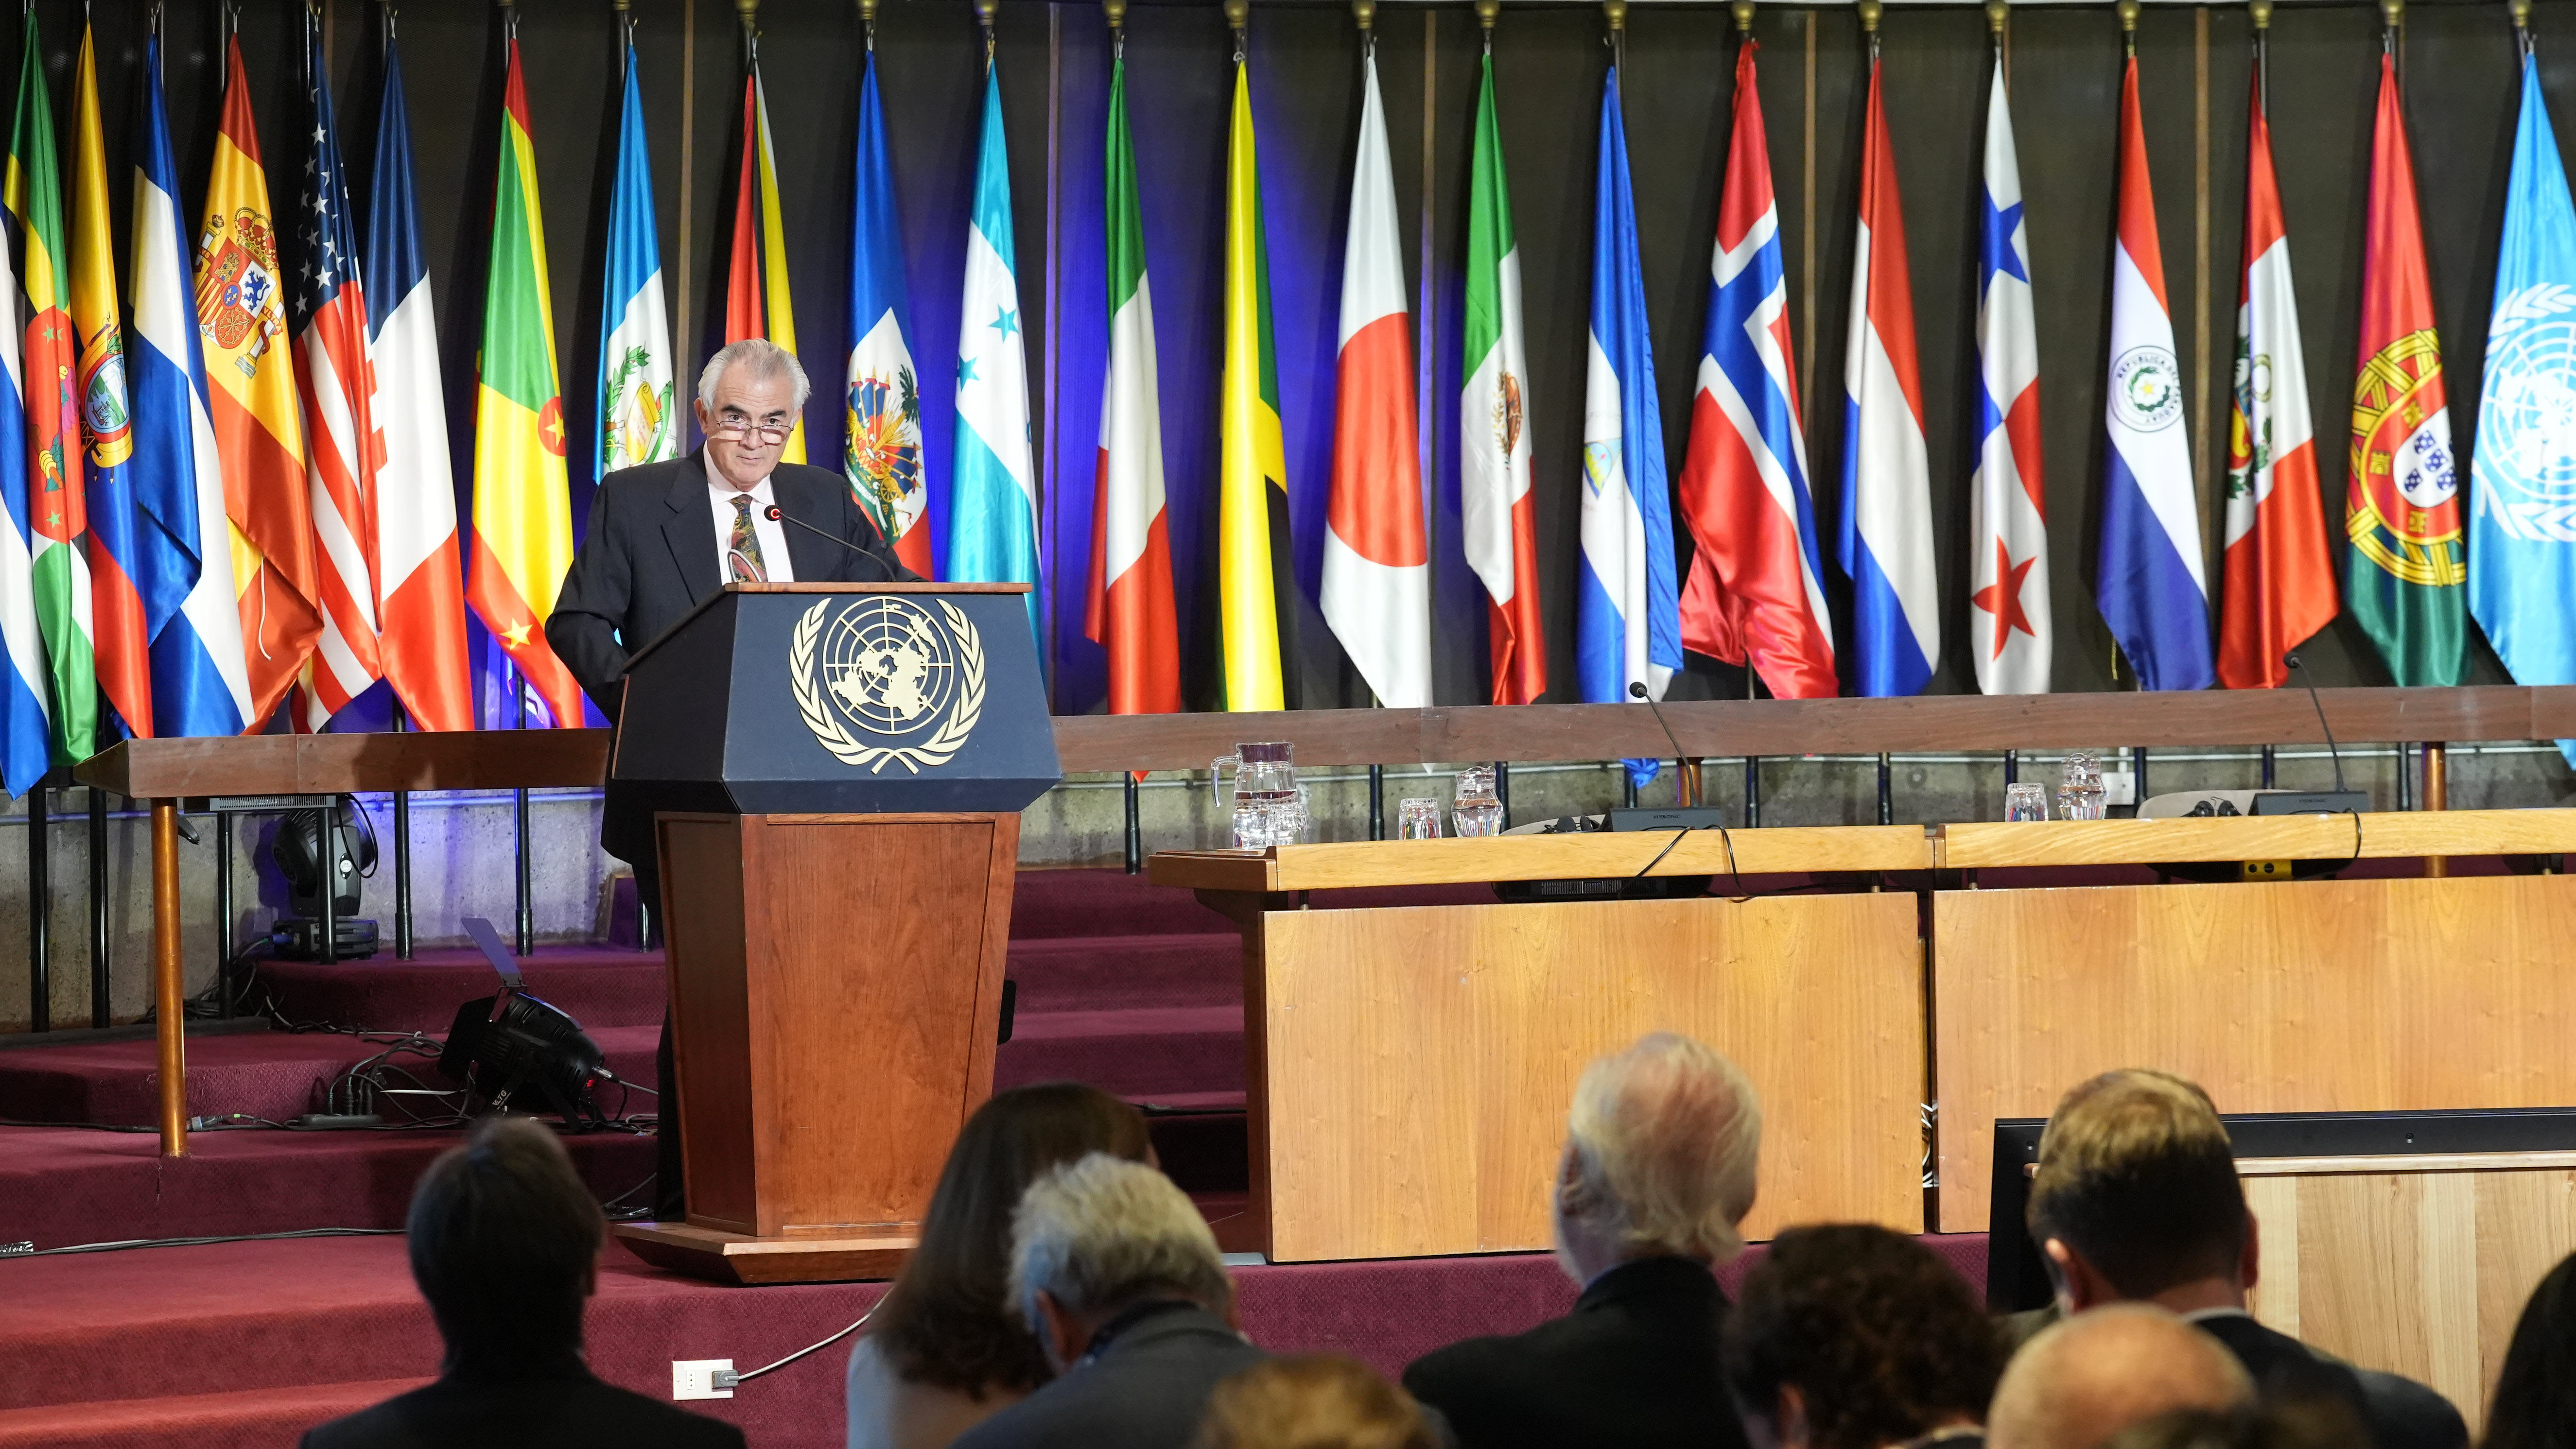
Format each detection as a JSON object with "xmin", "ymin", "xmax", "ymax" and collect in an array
[
  {"xmin": 269, "ymin": 797, "xmax": 380, "ymax": 959},
  {"xmin": 437, "ymin": 916, "xmax": 624, "ymax": 1128}
]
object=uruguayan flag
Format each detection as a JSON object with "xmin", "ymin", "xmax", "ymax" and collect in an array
[
  {"xmin": 947, "ymin": 68, "xmax": 1040, "ymax": 644},
  {"xmin": 2471, "ymin": 55, "xmax": 2576, "ymax": 762},
  {"xmin": 1577, "ymin": 70, "xmax": 1679, "ymax": 788}
]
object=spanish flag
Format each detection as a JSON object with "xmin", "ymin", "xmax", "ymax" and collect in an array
[
  {"xmin": 1217, "ymin": 59, "xmax": 1294, "ymax": 712},
  {"xmin": 722, "ymin": 58, "xmax": 802, "ymax": 463},
  {"xmin": 193, "ymin": 37, "xmax": 318, "ymax": 729},
  {"xmin": 467, "ymin": 39, "xmax": 582, "ymax": 728}
]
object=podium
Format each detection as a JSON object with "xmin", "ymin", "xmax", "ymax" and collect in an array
[{"xmin": 606, "ymin": 583, "xmax": 1059, "ymax": 1284}]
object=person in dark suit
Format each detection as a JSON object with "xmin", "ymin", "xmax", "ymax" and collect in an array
[
  {"xmin": 300, "ymin": 1116, "xmax": 742, "ymax": 1449},
  {"xmin": 2024, "ymin": 1070, "xmax": 2466, "ymax": 1449},
  {"xmin": 1402, "ymin": 1033, "xmax": 1764, "ymax": 1449},
  {"xmin": 547, "ymin": 338, "xmax": 912, "ymax": 1220},
  {"xmin": 947, "ymin": 1154, "xmax": 1265, "ymax": 1449}
]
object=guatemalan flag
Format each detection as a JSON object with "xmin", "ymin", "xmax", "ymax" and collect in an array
[
  {"xmin": 1970, "ymin": 56, "xmax": 2050, "ymax": 695},
  {"xmin": 846, "ymin": 49, "xmax": 930, "ymax": 579},
  {"xmin": 598, "ymin": 38, "xmax": 677, "ymax": 482},
  {"xmin": 1677, "ymin": 39, "xmax": 1835, "ymax": 698},
  {"xmin": 2097, "ymin": 57, "xmax": 2213, "ymax": 691},
  {"xmin": 948, "ymin": 67, "xmax": 1041, "ymax": 645},
  {"xmin": 1837, "ymin": 50, "xmax": 1936, "ymax": 697},
  {"xmin": 1577, "ymin": 66, "xmax": 1680, "ymax": 775},
  {"xmin": 132, "ymin": 31, "xmax": 248, "ymax": 738},
  {"xmin": 2470, "ymin": 52, "xmax": 2576, "ymax": 760}
]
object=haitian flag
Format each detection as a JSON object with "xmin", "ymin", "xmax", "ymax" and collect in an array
[{"xmin": 845, "ymin": 50, "xmax": 928, "ymax": 577}]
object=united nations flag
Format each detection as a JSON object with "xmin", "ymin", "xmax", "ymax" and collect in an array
[{"xmin": 791, "ymin": 596, "xmax": 986, "ymax": 774}]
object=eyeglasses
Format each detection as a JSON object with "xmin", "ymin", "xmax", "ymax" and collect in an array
[{"xmin": 709, "ymin": 416, "xmax": 794, "ymax": 442}]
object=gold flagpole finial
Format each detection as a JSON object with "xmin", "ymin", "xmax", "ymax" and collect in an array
[
  {"xmin": 1352, "ymin": 0, "xmax": 1374, "ymax": 32},
  {"xmin": 1223, "ymin": 0, "xmax": 1250, "ymax": 33},
  {"xmin": 1603, "ymin": 0, "xmax": 1626, "ymax": 35},
  {"xmin": 2510, "ymin": 0, "xmax": 2531, "ymax": 26},
  {"xmin": 1857, "ymin": 0, "xmax": 1881, "ymax": 35},
  {"xmin": 1103, "ymin": 0, "xmax": 1126, "ymax": 29},
  {"xmin": 2248, "ymin": 0, "xmax": 2272, "ymax": 31},
  {"xmin": 1985, "ymin": 0, "xmax": 2007, "ymax": 36},
  {"xmin": 2380, "ymin": 0, "xmax": 2403, "ymax": 25},
  {"xmin": 2117, "ymin": 0, "xmax": 2141, "ymax": 33},
  {"xmin": 1731, "ymin": 0, "xmax": 1755, "ymax": 35},
  {"xmin": 1475, "ymin": 0, "xmax": 1499, "ymax": 32}
]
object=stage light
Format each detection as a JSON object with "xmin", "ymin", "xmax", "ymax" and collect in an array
[
  {"xmin": 269, "ymin": 796, "xmax": 380, "ymax": 960},
  {"xmin": 437, "ymin": 916, "xmax": 624, "ymax": 1128}
]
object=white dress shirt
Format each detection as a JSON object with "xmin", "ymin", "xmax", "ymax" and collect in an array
[{"xmin": 709, "ymin": 474, "xmax": 795, "ymax": 584}]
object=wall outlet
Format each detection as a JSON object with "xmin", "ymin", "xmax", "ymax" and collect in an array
[
  {"xmin": 2102, "ymin": 770, "xmax": 2137, "ymax": 807},
  {"xmin": 672, "ymin": 1359, "xmax": 735, "ymax": 1401}
]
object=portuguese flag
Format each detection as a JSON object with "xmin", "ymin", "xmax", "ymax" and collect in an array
[{"xmin": 467, "ymin": 40, "xmax": 583, "ymax": 727}]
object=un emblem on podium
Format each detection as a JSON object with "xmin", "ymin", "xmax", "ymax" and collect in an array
[{"xmin": 790, "ymin": 596, "xmax": 986, "ymax": 774}]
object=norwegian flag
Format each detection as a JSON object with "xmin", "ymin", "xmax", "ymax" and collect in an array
[
  {"xmin": 290, "ymin": 33, "xmax": 382, "ymax": 730},
  {"xmin": 1676, "ymin": 39, "xmax": 1835, "ymax": 698}
]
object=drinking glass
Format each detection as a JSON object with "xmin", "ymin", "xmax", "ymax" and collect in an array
[
  {"xmin": 1215, "ymin": 742, "xmax": 1304, "ymax": 848},
  {"xmin": 2004, "ymin": 783, "xmax": 2049, "ymax": 823},
  {"xmin": 1397, "ymin": 798, "xmax": 1443, "ymax": 840},
  {"xmin": 1452, "ymin": 766, "xmax": 1504, "ymax": 839},
  {"xmin": 2058, "ymin": 751, "xmax": 2106, "ymax": 821}
]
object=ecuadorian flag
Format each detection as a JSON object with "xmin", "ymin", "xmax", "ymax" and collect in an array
[{"xmin": 466, "ymin": 38, "xmax": 582, "ymax": 728}]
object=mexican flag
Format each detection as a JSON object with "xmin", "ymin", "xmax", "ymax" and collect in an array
[{"xmin": 1462, "ymin": 54, "xmax": 1543, "ymax": 706}]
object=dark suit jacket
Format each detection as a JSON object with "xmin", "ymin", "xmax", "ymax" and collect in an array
[
  {"xmin": 948, "ymin": 1302, "xmax": 1268, "ymax": 1449},
  {"xmin": 1403, "ymin": 1256, "xmax": 1750, "ymax": 1449},
  {"xmin": 2194, "ymin": 1312, "xmax": 2466, "ymax": 1449},
  {"xmin": 547, "ymin": 450, "xmax": 914, "ymax": 724},
  {"xmin": 300, "ymin": 1356, "xmax": 743, "ymax": 1449}
]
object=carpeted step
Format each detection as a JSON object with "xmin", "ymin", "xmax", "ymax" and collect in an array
[
  {"xmin": 0, "ymin": 1377, "xmax": 435, "ymax": 1449},
  {"xmin": 0, "ymin": 1025, "xmax": 663, "ymax": 1128},
  {"xmin": 1008, "ymin": 866, "xmax": 1236, "ymax": 938},
  {"xmin": 253, "ymin": 947, "xmax": 668, "ymax": 1036},
  {"xmin": 994, "ymin": 1006, "xmax": 1242, "ymax": 1102},
  {"xmin": 1005, "ymin": 933, "xmax": 1241, "ymax": 1012}
]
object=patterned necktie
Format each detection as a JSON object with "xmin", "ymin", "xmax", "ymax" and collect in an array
[{"xmin": 727, "ymin": 493, "xmax": 768, "ymax": 583}]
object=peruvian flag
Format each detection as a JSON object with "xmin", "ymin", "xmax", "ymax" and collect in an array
[
  {"xmin": 1322, "ymin": 46, "xmax": 1428, "ymax": 708},
  {"xmin": 2217, "ymin": 74, "xmax": 2334, "ymax": 689},
  {"xmin": 1081, "ymin": 54, "xmax": 1179, "ymax": 714},
  {"xmin": 1970, "ymin": 56, "xmax": 2051, "ymax": 695},
  {"xmin": 1676, "ymin": 39, "xmax": 1836, "ymax": 698}
]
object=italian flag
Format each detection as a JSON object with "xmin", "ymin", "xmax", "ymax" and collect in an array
[
  {"xmin": 1082, "ymin": 55, "xmax": 1180, "ymax": 715},
  {"xmin": 466, "ymin": 40, "xmax": 584, "ymax": 728},
  {"xmin": 1462, "ymin": 53, "xmax": 1544, "ymax": 706}
]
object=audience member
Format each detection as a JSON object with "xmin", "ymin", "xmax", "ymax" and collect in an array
[
  {"xmin": 2025, "ymin": 1070, "xmax": 2463, "ymax": 1449},
  {"xmin": 848, "ymin": 1083, "xmax": 1154, "ymax": 1449},
  {"xmin": 2096, "ymin": 1401, "xmax": 2369, "ymax": 1449},
  {"xmin": 1986, "ymin": 1304, "xmax": 2254, "ymax": 1449},
  {"xmin": 1403, "ymin": 1032, "xmax": 1762, "ymax": 1449},
  {"xmin": 950, "ymin": 1153, "xmax": 1263, "ymax": 1449},
  {"xmin": 1191, "ymin": 1354, "xmax": 1441, "ymax": 1449},
  {"xmin": 2483, "ymin": 1251, "xmax": 2576, "ymax": 1449},
  {"xmin": 302, "ymin": 1116, "xmax": 742, "ymax": 1449},
  {"xmin": 1724, "ymin": 1224, "xmax": 2003, "ymax": 1449}
]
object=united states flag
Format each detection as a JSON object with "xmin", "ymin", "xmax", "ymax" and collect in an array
[{"xmin": 291, "ymin": 32, "xmax": 383, "ymax": 730}]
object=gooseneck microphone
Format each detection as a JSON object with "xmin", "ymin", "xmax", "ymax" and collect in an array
[
  {"xmin": 764, "ymin": 502, "xmax": 884, "ymax": 564},
  {"xmin": 2283, "ymin": 651, "xmax": 2348, "ymax": 795},
  {"xmin": 1630, "ymin": 680, "xmax": 1693, "ymax": 772}
]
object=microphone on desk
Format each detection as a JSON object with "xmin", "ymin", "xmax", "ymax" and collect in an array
[
  {"xmin": 765, "ymin": 502, "xmax": 889, "ymax": 563},
  {"xmin": 1630, "ymin": 680, "xmax": 1693, "ymax": 773},
  {"xmin": 2283, "ymin": 651, "xmax": 2349, "ymax": 795}
]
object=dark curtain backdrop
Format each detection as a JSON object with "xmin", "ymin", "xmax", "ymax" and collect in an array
[{"xmin": 17, "ymin": 0, "xmax": 2566, "ymax": 719}]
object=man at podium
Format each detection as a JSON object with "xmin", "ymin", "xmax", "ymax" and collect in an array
[{"xmin": 551, "ymin": 338, "xmax": 914, "ymax": 1217}]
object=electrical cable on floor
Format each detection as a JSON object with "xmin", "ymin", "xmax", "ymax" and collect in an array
[
  {"xmin": 720, "ymin": 1307, "xmax": 878, "ymax": 1389},
  {"xmin": 0, "ymin": 1226, "xmax": 403, "ymax": 1260}
]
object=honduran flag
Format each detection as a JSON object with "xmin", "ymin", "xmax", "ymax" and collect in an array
[
  {"xmin": 2096, "ymin": 57, "xmax": 2213, "ymax": 692},
  {"xmin": 948, "ymin": 68, "xmax": 1042, "ymax": 646},
  {"xmin": 2217, "ymin": 73, "xmax": 2334, "ymax": 690},
  {"xmin": 1836, "ymin": 52, "xmax": 1936, "ymax": 698},
  {"xmin": 1970, "ymin": 55, "xmax": 2050, "ymax": 696},
  {"xmin": 1577, "ymin": 67, "xmax": 1680, "ymax": 729},
  {"xmin": 1676, "ymin": 39, "xmax": 1835, "ymax": 698}
]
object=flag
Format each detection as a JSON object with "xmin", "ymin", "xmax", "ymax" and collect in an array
[
  {"xmin": 290, "ymin": 29, "xmax": 383, "ymax": 731},
  {"xmin": 2347, "ymin": 54, "xmax": 2464, "ymax": 686},
  {"xmin": 1462, "ymin": 53, "xmax": 1543, "ymax": 706},
  {"xmin": 1217, "ymin": 58, "xmax": 1295, "ymax": 712},
  {"xmin": 1083, "ymin": 53, "xmax": 1180, "ymax": 715},
  {"xmin": 0, "ymin": 72, "xmax": 42, "ymax": 788},
  {"xmin": 467, "ymin": 38, "xmax": 583, "ymax": 728},
  {"xmin": 67, "ymin": 26, "xmax": 151, "ymax": 740},
  {"xmin": 846, "ymin": 51, "xmax": 928, "ymax": 578},
  {"xmin": 1970, "ymin": 56, "xmax": 2050, "ymax": 695},
  {"xmin": 131, "ymin": 31, "xmax": 249, "ymax": 738},
  {"xmin": 722, "ymin": 59, "xmax": 803, "ymax": 464},
  {"xmin": 195, "ymin": 36, "xmax": 320, "ymax": 729},
  {"xmin": 2097, "ymin": 58, "xmax": 2213, "ymax": 692},
  {"xmin": 948, "ymin": 68, "xmax": 1041, "ymax": 642},
  {"xmin": 1578, "ymin": 67, "xmax": 1680, "ymax": 756},
  {"xmin": 1321, "ymin": 43, "xmax": 1428, "ymax": 709},
  {"xmin": 599, "ymin": 41, "xmax": 676, "ymax": 482},
  {"xmin": 1837, "ymin": 52, "xmax": 1936, "ymax": 698},
  {"xmin": 1676, "ymin": 40, "xmax": 1835, "ymax": 699},
  {"xmin": 10, "ymin": 13, "xmax": 95, "ymax": 760},
  {"xmin": 2217, "ymin": 74, "xmax": 2335, "ymax": 690},
  {"xmin": 2470, "ymin": 53, "xmax": 2576, "ymax": 752},
  {"xmin": 367, "ymin": 36, "xmax": 473, "ymax": 731}
]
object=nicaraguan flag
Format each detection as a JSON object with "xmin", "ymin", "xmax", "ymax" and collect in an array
[
  {"xmin": 1577, "ymin": 68, "xmax": 1679, "ymax": 786},
  {"xmin": 2471, "ymin": 53, "xmax": 2576, "ymax": 762},
  {"xmin": 598, "ymin": 39, "xmax": 676, "ymax": 480},
  {"xmin": 847, "ymin": 50, "xmax": 928, "ymax": 579},
  {"xmin": 1837, "ymin": 52, "xmax": 1937, "ymax": 697},
  {"xmin": 132, "ymin": 32, "xmax": 248, "ymax": 737},
  {"xmin": 947, "ymin": 67, "xmax": 1040, "ymax": 645},
  {"xmin": 2096, "ymin": 57, "xmax": 2213, "ymax": 691}
]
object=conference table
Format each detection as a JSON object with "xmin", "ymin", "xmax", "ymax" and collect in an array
[{"xmin": 1149, "ymin": 809, "xmax": 2576, "ymax": 1261}]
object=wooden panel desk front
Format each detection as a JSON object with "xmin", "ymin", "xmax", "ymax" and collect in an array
[{"xmin": 1158, "ymin": 835, "xmax": 1931, "ymax": 1262}]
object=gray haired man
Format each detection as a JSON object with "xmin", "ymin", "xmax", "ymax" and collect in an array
[{"xmin": 950, "ymin": 1154, "xmax": 1264, "ymax": 1449}]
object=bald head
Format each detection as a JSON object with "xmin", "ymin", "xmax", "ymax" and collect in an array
[{"xmin": 1988, "ymin": 1305, "xmax": 2254, "ymax": 1449}]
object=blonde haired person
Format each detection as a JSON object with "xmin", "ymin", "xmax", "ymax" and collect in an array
[{"xmin": 1192, "ymin": 1355, "xmax": 1440, "ymax": 1449}]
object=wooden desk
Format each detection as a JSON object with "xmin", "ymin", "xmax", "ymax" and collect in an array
[{"xmin": 1156, "ymin": 835, "xmax": 1931, "ymax": 1261}]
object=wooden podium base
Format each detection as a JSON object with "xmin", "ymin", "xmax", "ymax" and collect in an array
[{"xmin": 612, "ymin": 1221, "xmax": 915, "ymax": 1286}]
